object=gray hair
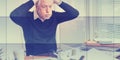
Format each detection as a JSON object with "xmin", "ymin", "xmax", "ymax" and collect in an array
[{"xmin": 35, "ymin": 0, "xmax": 42, "ymax": 7}]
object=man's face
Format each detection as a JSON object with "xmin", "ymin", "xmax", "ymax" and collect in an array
[{"xmin": 36, "ymin": 0, "xmax": 54, "ymax": 20}]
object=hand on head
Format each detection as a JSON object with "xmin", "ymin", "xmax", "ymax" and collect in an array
[
  {"xmin": 33, "ymin": 0, "xmax": 39, "ymax": 4},
  {"xmin": 33, "ymin": 0, "xmax": 62, "ymax": 5},
  {"xmin": 54, "ymin": 0, "xmax": 62, "ymax": 5}
]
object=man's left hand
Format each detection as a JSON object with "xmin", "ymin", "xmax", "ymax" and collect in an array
[{"xmin": 54, "ymin": 0, "xmax": 62, "ymax": 5}]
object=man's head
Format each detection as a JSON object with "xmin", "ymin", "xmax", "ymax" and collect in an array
[{"xmin": 35, "ymin": 0, "xmax": 54, "ymax": 20}]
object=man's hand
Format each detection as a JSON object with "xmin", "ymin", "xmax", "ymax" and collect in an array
[
  {"xmin": 54, "ymin": 0, "xmax": 62, "ymax": 5},
  {"xmin": 33, "ymin": 0, "xmax": 38, "ymax": 4},
  {"xmin": 32, "ymin": 0, "xmax": 62, "ymax": 5}
]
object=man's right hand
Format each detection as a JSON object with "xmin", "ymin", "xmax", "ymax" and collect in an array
[{"xmin": 33, "ymin": 0, "xmax": 39, "ymax": 4}]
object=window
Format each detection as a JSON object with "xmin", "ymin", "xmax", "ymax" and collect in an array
[{"xmin": 88, "ymin": 0, "xmax": 120, "ymax": 43}]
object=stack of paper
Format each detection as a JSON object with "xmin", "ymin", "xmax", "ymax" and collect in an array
[{"xmin": 84, "ymin": 48, "xmax": 118, "ymax": 60}]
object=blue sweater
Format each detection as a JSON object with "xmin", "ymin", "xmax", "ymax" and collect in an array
[{"xmin": 10, "ymin": 1, "xmax": 79, "ymax": 55}]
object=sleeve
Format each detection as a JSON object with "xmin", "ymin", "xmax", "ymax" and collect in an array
[
  {"xmin": 55, "ymin": 2, "xmax": 79, "ymax": 24},
  {"xmin": 10, "ymin": 1, "xmax": 34, "ymax": 26}
]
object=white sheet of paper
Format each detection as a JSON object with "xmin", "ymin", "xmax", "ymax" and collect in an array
[{"xmin": 83, "ymin": 48, "xmax": 118, "ymax": 60}]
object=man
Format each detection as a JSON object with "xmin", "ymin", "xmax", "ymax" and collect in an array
[{"xmin": 10, "ymin": 0, "xmax": 79, "ymax": 58}]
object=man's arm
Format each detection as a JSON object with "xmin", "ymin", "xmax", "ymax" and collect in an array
[
  {"xmin": 55, "ymin": 1, "xmax": 79, "ymax": 23},
  {"xmin": 10, "ymin": 1, "xmax": 34, "ymax": 26}
]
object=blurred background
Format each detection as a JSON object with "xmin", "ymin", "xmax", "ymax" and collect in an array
[{"xmin": 0, "ymin": 0, "xmax": 120, "ymax": 60}]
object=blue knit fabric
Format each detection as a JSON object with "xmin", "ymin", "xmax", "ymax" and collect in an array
[{"xmin": 10, "ymin": 1, "xmax": 79, "ymax": 55}]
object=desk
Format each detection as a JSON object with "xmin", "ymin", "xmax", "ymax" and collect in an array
[
  {"xmin": 0, "ymin": 43, "xmax": 119, "ymax": 60},
  {"xmin": 25, "ymin": 56, "xmax": 57, "ymax": 60},
  {"xmin": 60, "ymin": 43, "xmax": 120, "ymax": 60}
]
